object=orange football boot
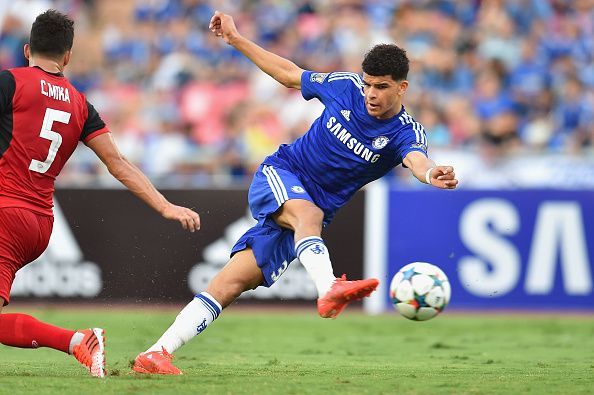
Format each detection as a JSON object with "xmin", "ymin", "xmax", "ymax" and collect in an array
[
  {"xmin": 317, "ymin": 275, "xmax": 379, "ymax": 318},
  {"xmin": 133, "ymin": 347, "xmax": 182, "ymax": 375},
  {"xmin": 72, "ymin": 328, "xmax": 106, "ymax": 378}
]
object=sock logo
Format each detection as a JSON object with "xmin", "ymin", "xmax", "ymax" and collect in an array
[
  {"xmin": 31, "ymin": 340, "xmax": 39, "ymax": 348},
  {"xmin": 310, "ymin": 245, "xmax": 325, "ymax": 254},
  {"xmin": 196, "ymin": 318, "xmax": 207, "ymax": 334}
]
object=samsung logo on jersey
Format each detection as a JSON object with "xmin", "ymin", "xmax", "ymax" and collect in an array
[
  {"xmin": 326, "ymin": 116, "xmax": 381, "ymax": 163},
  {"xmin": 40, "ymin": 80, "xmax": 70, "ymax": 103}
]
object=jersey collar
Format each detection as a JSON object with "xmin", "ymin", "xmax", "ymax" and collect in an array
[{"xmin": 33, "ymin": 66, "xmax": 64, "ymax": 77}]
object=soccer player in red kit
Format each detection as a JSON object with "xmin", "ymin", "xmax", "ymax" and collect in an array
[{"xmin": 0, "ymin": 10, "xmax": 200, "ymax": 377}]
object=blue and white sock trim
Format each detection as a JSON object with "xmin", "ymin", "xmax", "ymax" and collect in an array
[
  {"xmin": 195, "ymin": 292, "xmax": 222, "ymax": 321},
  {"xmin": 295, "ymin": 236, "xmax": 325, "ymax": 258}
]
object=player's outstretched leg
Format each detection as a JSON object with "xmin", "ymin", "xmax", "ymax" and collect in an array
[
  {"xmin": 133, "ymin": 292, "xmax": 222, "ymax": 375},
  {"xmin": 0, "ymin": 312, "xmax": 106, "ymax": 377},
  {"xmin": 133, "ymin": 248, "xmax": 263, "ymax": 375},
  {"xmin": 276, "ymin": 200, "xmax": 379, "ymax": 319},
  {"xmin": 295, "ymin": 236, "xmax": 379, "ymax": 318}
]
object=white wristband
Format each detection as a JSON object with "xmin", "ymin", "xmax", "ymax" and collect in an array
[{"xmin": 425, "ymin": 167, "xmax": 434, "ymax": 185}]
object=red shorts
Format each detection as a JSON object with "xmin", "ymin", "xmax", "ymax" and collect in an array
[{"xmin": 0, "ymin": 207, "xmax": 53, "ymax": 306}]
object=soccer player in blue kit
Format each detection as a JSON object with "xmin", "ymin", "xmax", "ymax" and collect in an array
[{"xmin": 133, "ymin": 11, "xmax": 458, "ymax": 374}]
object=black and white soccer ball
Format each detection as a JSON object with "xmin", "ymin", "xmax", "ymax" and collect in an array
[{"xmin": 390, "ymin": 262, "xmax": 451, "ymax": 321}]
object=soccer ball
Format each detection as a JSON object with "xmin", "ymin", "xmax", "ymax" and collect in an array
[{"xmin": 390, "ymin": 262, "xmax": 451, "ymax": 321}]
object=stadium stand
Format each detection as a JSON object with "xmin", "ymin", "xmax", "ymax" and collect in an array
[{"xmin": 1, "ymin": 0, "xmax": 593, "ymax": 187}]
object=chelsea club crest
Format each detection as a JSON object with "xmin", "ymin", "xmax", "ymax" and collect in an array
[{"xmin": 372, "ymin": 136, "xmax": 389, "ymax": 149}]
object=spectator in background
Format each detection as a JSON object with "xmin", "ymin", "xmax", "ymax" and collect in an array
[
  {"xmin": 521, "ymin": 88, "xmax": 555, "ymax": 151},
  {"xmin": 472, "ymin": 66, "xmax": 520, "ymax": 152},
  {"xmin": 0, "ymin": 14, "xmax": 28, "ymax": 69},
  {"xmin": 216, "ymin": 103, "xmax": 250, "ymax": 180},
  {"xmin": 553, "ymin": 76, "xmax": 594, "ymax": 152},
  {"xmin": 509, "ymin": 38, "xmax": 550, "ymax": 114}
]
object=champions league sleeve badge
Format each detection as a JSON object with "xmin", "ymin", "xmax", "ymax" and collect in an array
[
  {"xmin": 410, "ymin": 142, "xmax": 428, "ymax": 152},
  {"xmin": 310, "ymin": 73, "xmax": 329, "ymax": 84}
]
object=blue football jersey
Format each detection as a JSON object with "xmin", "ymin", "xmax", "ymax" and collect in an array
[{"xmin": 262, "ymin": 70, "xmax": 428, "ymax": 217}]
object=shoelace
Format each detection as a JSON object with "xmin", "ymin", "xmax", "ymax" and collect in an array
[
  {"xmin": 73, "ymin": 333, "xmax": 98, "ymax": 366},
  {"xmin": 160, "ymin": 346, "xmax": 174, "ymax": 360}
]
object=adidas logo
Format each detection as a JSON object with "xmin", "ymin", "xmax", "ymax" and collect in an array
[
  {"xmin": 341, "ymin": 109, "xmax": 351, "ymax": 121},
  {"xmin": 187, "ymin": 209, "xmax": 317, "ymax": 300},
  {"xmin": 12, "ymin": 200, "xmax": 102, "ymax": 298}
]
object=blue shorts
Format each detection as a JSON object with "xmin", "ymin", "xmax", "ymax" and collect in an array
[{"xmin": 231, "ymin": 164, "xmax": 316, "ymax": 287}]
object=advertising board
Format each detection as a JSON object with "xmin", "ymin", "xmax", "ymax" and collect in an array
[
  {"xmin": 364, "ymin": 184, "xmax": 594, "ymax": 312},
  {"xmin": 11, "ymin": 189, "xmax": 364, "ymax": 304}
]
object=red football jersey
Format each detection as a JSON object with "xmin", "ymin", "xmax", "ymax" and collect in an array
[{"xmin": 0, "ymin": 66, "xmax": 109, "ymax": 216}]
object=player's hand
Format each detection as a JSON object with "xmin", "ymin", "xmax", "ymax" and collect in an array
[
  {"xmin": 428, "ymin": 166, "xmax": 458, "ymax": 189},
  {"xmin": 161, "ymin": 203, "xmax": 201, "ymax": 232},
  {"xmin": 209, "ymin": 10, "xmax": 240, "ymax": 45}
]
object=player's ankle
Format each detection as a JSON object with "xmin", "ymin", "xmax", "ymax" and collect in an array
[{"xmin": 317, "ymin": 278, "xmax": 336, "ymax": 297}]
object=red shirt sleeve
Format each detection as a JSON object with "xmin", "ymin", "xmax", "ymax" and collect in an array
[
  {"xmin": 0, "ymin": 70, "xmax": 15, "ymax": 114},
  {"xmin": 81, "ymin": 100, "xmax": 109, "ymax": 143}
]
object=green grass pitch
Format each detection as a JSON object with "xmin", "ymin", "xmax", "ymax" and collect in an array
[{"xmin": 0, "ymin": 306, "xmax": 593, "ymax": 394}]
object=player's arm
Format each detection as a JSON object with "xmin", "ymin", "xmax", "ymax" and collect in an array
[
  {"xmin": 0, "ymin": 71, "xmax": 15, "ymax": 113},
  {"xmin": 209, "ymin": 11, "xmax": 303, "ymax": 90},
  {"xmin": 403, "ymin": 151, "xmax": 458, "ymax": 189},
  {"xmin": 86, "ymin": 133, "xmax": 201, "ymax": 232}
]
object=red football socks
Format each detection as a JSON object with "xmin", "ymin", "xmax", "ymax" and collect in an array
[{"xmin": 0, "ymin": 313, "xmax": 75, "ymax": 354}]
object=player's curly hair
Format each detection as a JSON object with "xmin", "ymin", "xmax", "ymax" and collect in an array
[
  {"xmin": 362, "ymin": 44, "xmax": 409, "ymax": 81},
  {"xmin": 29, "ymin": 10, "xmax": 74, "ymax": 58}
]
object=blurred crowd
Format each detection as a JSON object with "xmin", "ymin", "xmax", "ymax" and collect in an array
[{"xmin": 1, "ymin": 0, "xmax": 594, "ymax": 187}]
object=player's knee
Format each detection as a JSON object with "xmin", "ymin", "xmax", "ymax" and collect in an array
[
  {"xmin": 207, "ymin": 276, "xmax": 250, "ymax": 308},
  {"xmin": 296, "ymin": 205, "xmax": 324, "ymax": 231},
  {"xmin": 275, "ymin": 200, "xmax": 323, "ymax": 230}
]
